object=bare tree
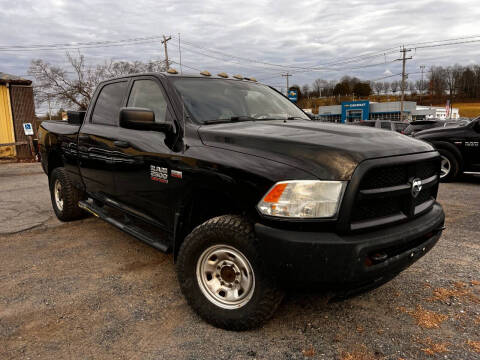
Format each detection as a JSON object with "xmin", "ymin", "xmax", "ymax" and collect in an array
[
  {"xmin": 373, "ymin": 82, "xmax": 383, "ymax": 95},
  {"xmin": 311, "ymin": 78, "xmax": 329, "ymax": 97},
  {"xmin": 390, "ymin": 80, "xmax": 399, "ymax": 94},
  {"xmin": 383, "ymin": 81, "xmax": 390, "ymax": 94},
  {"xmin": 408, "ymin": 81, "xmax": 417, "ymax": 94},
  {"xmin": 444, "ymin": 65, "xmax": 462, "ymax": 101},
  {"xmin": 415, "ymin": 79, "xmax": 427, "ymax": 94},
  {"xmin": 428, "ymin": 66, "xmax": 447, "ymax": 97},
  {"xmin": 301, "ymin": 84, "xmax": 310, "ymax": 98},
  {"xmin": 29, "ymin": 52, "xmax": 166, "ymax": 110}
]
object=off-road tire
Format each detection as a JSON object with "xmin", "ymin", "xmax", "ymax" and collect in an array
[
  {"xmin": 438, "ymin": 148, "xmax": 460, "ymax": 182},
  {"xmin": 176, "ymin": 215, "xmax": 284, "ymax": 331},
  {"xmin": 49, "ymin": 167, "xmax": 85, "ymax": 221}
]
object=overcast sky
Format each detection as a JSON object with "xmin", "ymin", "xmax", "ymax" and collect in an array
[{"xmin": 1, "ymin": 0, "xmax": 479, "ymax": 106}]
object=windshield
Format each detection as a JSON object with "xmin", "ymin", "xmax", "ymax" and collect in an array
[{"xmin": 171, "ymin": 78, "xmax": 309, "ymax": 123}]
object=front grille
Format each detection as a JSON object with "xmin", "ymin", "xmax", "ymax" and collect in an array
[
  {"xmin": 360, "ymin": 165, "xmax": 409, "ymax": 189},
  {"xmin": 413, "ymin": 186, "xmax": 433, "ymax": 206},
  {"xmin": 350, "ymin": 158, "xmax": 439, "ymax": 231},
  {"xmin": 352, "ymin": 197, "xmax": 404, "ymax": 222}
]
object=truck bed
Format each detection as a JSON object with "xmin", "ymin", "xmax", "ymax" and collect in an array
[{"xmin": 40, "ymin": 120, "xmax": 80, "ymax": 136}]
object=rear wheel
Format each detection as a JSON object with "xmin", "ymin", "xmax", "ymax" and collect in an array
[
  {"xmin": 438, "ymin": 149, "xmax": 459, "ymax": 182},
  {"xmin": 176, "ymin": 215, "xmax": 284, "ymax": 330},
  {"xmin": 49, "ymin": 168, "xmax": 85, "ymax": 221}
]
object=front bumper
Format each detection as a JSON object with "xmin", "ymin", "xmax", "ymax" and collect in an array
[{"xmin": 255, "ymin": 203, "xmax": 445, "ymax": 287}]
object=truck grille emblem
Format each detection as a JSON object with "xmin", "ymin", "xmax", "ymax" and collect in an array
[{"xmin": 411, "ymin": 178, "xmax": 422, "ymax": 198}]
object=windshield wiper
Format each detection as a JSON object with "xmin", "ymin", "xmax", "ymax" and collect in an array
[
  {"xmin": 203, "ymin": 116, "xmax": 257, "ymax": 124},
  {"xmin": 203, "ymin": 115, "xmax": 306, "ymax": 124}
]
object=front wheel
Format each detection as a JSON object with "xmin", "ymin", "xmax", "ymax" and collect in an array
[{"xmin": 176, "ymin": 215, "xmax": 284, "ymax": 330}]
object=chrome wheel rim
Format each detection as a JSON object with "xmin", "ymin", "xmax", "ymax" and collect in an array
[
  {"xmin": 196, "ymin": 244, "xmax": 255, "ymax": 309},
  {"xmin": 440, "ymin": 155, "xmax": 451, "ymax": 178},
  {"xmin": 54, "ymin": 179, "xmax": 64, "ymax": 211}
]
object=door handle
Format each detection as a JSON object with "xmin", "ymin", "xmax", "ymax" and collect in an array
[{"xmin": 114, "ymin": 140, "xmax": 130, "ymax": 148}]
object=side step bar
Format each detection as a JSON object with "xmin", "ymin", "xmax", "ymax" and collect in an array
[{"xmin": 78, "ymin": 200, "xmax": 170, "ymax": 253}]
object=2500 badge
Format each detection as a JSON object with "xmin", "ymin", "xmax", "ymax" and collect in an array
[{"xmin": 150, "ymin": 165, "xmax": 168, "ymax": 183}]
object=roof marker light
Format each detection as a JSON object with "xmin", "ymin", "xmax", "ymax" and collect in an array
[
  {"xmin": 233, "ymin": 74, "xmax": 243, "ymax": 80},
  {"xmin": 217, "ymin": 72, "xmax": 229, "ymax": 78},
  {"xmin": 200, "ymin": 70, "xmax": 212, "ymax": 76},
  {"xmin": 167, "ymin": 68, "xmax": 178, "ymax": 74}
]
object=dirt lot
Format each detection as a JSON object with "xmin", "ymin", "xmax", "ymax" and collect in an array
[{"xmin": 1, "ymin": 163, "xmax": 479, "ymax": 359}]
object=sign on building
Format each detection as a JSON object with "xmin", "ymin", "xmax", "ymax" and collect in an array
[
  {"xmin": 23, "ymin": 123, "xmax": 34, "ymax": 136},
  {"xmin": 341, "ymin": 101, "xmax": 370, "ymax": 123},
  {"xmin": 288, "ymin": 89, "xmax": 298, "ymax": 102}
]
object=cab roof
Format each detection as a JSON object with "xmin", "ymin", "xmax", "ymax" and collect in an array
[{"xmin": 102, "ymin": 71, "xmax": 259, "ymax": 82}]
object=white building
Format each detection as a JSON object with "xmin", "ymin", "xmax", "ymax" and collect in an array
[
  {"xmin": 414, "ymin": 106, "xmax": 459, "ymax": 120},
  {"xmin": 316, "ymin": 100, "xmax": 460, "ymax": 122}
]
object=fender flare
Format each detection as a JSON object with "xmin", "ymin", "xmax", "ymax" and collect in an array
[{"xmin": 172, "ymin": 181, "xmax": 262, "ymax": 261}]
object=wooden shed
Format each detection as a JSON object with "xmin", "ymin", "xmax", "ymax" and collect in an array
[{"xmin": 0, "ymin": 73, "xmax": 38, "ymax": 159}]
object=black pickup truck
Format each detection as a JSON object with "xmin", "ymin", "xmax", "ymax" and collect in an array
[
  {"xmin": 38, "ymin": 72, "xmax": 445, "ymax": 330},
  {"xmin": 413, "ymin": 117, "xmax": 480, "ymax": 181}
]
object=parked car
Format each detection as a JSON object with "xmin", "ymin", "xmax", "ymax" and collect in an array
[
  {"xmin": 414, "ymin": 117, "xmax": 480, "ymax": 181},
  {"xmin": 351, "ymin": 120, "xmax": 408, "ymax": 133},
  {"xmin": 444, "ymin": 119, "xmax": 471, "ymax": 128},
  {"xmin": 403, "ymin": 120, "xmax": 446, "ymax": 136},
  {"xmin": 38, "ymin": 72, "xmax": 445, "ymax": 330}
]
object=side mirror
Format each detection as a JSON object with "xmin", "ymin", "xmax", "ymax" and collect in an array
[
  {"xmin": 67, "ymin": 111, "xmax": 86, "ymax": 125},
  {"xmin": 119, "ymin": 107, "xmax": 173, "ymax": 133},
  {"xmin": 474, "ymin": 120, "xmax": 480, "ymax": 132}
]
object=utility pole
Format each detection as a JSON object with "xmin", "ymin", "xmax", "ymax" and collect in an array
[
  {"xmin": 161, "ymin": 35, "xmax": 172, "ymax": 70},
  {"xmin": 178, "ymin": 33, "xmax": 183, "ymax": 75},
  {"xmin": 419, "ymin": 65, "xmax": 425, "ymax": 105},
  {"xmin": 281, "ymin": 73, "xmax": 291, "ymax": 95},
  {"xmin": 397, "ymin": 46, "xmax": 412, "ymax": 121},
  {"xmin": 47, "ymin": 94, "xmax": 52, "ymax": 121}
]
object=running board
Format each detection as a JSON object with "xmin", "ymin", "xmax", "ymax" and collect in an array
[{"xmin": 78, "ymin": 200, "xmax": 170, "ymax": 253}]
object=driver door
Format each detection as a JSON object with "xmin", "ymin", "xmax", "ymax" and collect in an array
[
  {"xmin": 464, "ymin": 119, "xmax": 480, "ymax": 171},
  {"xmin": 111, "ymin": 77, "xmax": 177, "ymax": 229}
]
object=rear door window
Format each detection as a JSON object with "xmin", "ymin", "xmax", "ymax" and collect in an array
[{"xmin": 91, "ymin": 81, "xmax": 128, "ymax": 125}]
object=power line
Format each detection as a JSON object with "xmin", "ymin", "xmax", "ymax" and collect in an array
[
  {"xmin": 370, "ymin": 73, "xmax": 402, "ymax": 82},
  {"xmin": 170, "ymin": 60, "xmax": 202, "ymax": 72},
  {"xmin": 414, "ymin": 38, "xmax": 480, "ymax": 50},
  {"xmin": 257, "ymin": 59, "xmax": 399, "ymax": 82},
  {"xmin": 405, "ymin": 34, "xmax": 480, "ymax": 47},
  {"xmin": 0, "ymin": 35, "xmax": 165, "ymax": 51},
  {"xmin": 174, "ymin": 35, "xmax": 401, "ymax": 72}
]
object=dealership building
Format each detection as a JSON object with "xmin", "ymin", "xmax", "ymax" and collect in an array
[{"xmin": 316, "ymin": 100, "xmax": 459, "ymax": 122}]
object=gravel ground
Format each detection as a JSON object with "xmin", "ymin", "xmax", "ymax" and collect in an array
[{"xmin": 0, "ymin": 163, "xmax": 479, "ymax": 359}]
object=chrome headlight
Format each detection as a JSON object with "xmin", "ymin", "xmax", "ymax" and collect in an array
[{"xmin": 257, "ymin": 180, "xmax": 346, "ymax": 218}]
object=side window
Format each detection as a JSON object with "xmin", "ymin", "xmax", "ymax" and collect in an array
[
  {"xmin": 91, "ymin": 81, "xmax": 128, "ymax": 125},
  {"xmin": 127, "ymin": 80, "xmax": 168, "ymax": 123},
  {"xmin": 381, "ymin": 121, "xmax": 391, "ymax": 129}
]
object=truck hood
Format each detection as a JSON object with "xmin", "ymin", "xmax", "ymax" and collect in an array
[
  {"xmin": 198, "ymin": 120, "xmax": 434, "ymax": 180},
  {"xmin": 414, "ymin": 125, "xmax": 467, "ymax": 138}
]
